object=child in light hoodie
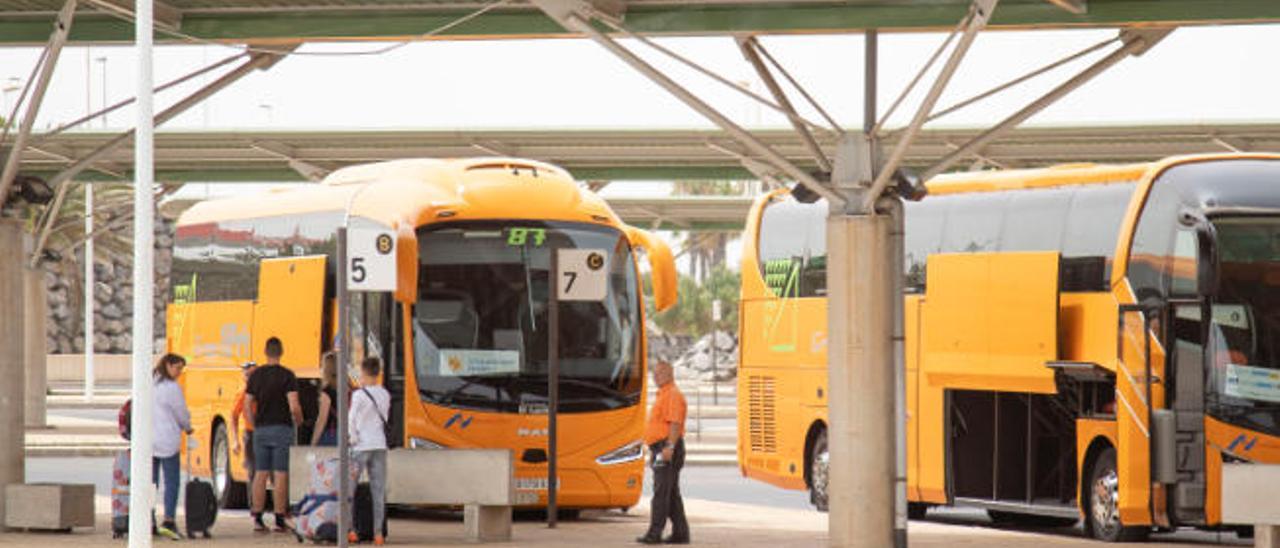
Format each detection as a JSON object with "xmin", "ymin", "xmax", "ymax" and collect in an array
[{"xmin": 347, "ymin": 356, "xmax": 391, "ymax": 545}]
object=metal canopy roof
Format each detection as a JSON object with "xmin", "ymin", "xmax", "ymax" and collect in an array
[
  {"xmin": 24, "ymin": 122, "xmax": 1280, "ymax": 183},
  {"xmin": 1, "ymin": 1, "xmax": 1279, "ymax": 45}
]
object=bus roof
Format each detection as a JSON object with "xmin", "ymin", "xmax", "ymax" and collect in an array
[
  {"xmin": 925, "ymin": 161, "xmax": 1151, "ymax": 196},
  {"xmin": 177, "ymin": 157, "xmax": 619, "ymax": 230}
]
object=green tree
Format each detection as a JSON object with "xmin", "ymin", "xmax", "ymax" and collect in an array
[{"xmin": 649, "ymin": 265, "xmax": 740, "ymax": 339}]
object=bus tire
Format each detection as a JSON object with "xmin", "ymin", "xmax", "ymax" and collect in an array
[
  {"xmin": 212, "ymin": 423, "xmax": 247, "ymax": 509},
  {"xmin": 1085, "ymin": 447, "xmax": 1149, "ymax": 542},
  {"xmin": 809, "ymin": 429, "xmax": 829, "ymax": 512}
]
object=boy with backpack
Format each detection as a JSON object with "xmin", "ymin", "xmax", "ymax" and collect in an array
[{"xmin": 347, "ymin": 356, "xmax": 391, "ymax": 546}]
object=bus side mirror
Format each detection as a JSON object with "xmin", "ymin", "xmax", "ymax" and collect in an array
[
  {"xmin": 627, "ymin": 228, "xmax": 678, "ymax": 312},
  {"xmin": 1180, "ymin": 209, "xmax": 1218, "ymax": 298},
  {"xmin": 396, "ymin": 224, "xmax": 418, "ymax": 303}
]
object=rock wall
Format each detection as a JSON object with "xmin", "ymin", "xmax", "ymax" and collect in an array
[{"xmin": 44, "ymin": 219, "xmax": 175, "ymax": 354}]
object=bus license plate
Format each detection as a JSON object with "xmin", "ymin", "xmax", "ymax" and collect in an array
[{"xmin": 515, "ymin": 477, "xmax": 560, "ymax": 491}]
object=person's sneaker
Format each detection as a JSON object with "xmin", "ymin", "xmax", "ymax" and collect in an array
[
  {"xmin": 155, "ymin": 522, "xmax": 182, "ymax": 541},
  {"xmin": 252, "ymin": 513, "xmax": 269, "ymax": 534},
  {"xmin": 273, "ymin": 515, "xmax": 292, "ymax": 533},
  {"xmin": 348, "ymin": 531, "xmax": 360, "ymax": 544},
  {"xmin": 373, "ymin": 534, "xmax": 385, "ymax": 546},
  {"xmin": 635, "ymin": 534, "xmax": 663, "ymax": 545}
]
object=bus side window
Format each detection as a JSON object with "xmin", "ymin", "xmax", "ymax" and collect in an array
[
  {"xmin": 941, "ymin": 192, "xmax": 1007, "ymax": 254},
  {"xmin": 904, "ymin": 198, "xmax": 947, "ymax": 292},
  {"xmin": 999, "ymin": 187, "xmax": 1070, "ymax": 253},
  {"xmin": 1062, "ymin": 182, "xmax": 1135, "ymax": 287}
]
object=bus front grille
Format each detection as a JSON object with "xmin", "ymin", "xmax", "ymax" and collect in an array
[{"xmin": 748, "ymin": 375, "xmax": 777, "ymax": 453}]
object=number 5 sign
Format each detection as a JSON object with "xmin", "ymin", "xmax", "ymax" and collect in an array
[
  {"xmin": 557, "ymin": 249, "xmax": 608, "ymax": 301},
  {"xmin": 347, "ymin": 228, "xmax": 397, "ymax": 292}
]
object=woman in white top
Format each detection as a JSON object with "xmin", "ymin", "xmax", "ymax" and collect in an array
[{"xmin": 152, "ymin": 353, "xmax": 193, "ymax": 540}]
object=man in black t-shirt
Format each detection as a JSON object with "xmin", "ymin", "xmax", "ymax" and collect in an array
[{"xmin": 244, "ymin": 336, "xmax": 303, "ymax": 533}]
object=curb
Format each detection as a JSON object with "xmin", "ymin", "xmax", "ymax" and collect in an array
[{"xmin": 26, "ymin": 446, "xmax": 126, "ymax": 458}]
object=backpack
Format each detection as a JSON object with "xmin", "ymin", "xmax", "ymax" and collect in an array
[{"xmin": 118, "ymin": 399, "xmax": 132, "ymax": 440}]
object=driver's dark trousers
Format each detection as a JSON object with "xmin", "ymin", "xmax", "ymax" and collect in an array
[{"xmin": 646, "ymin": 439, "xmax": 689, "ymax": 540}]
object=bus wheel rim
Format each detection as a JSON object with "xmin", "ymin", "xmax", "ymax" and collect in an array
[
  {"xmin": 214, "ymin": 433, "xmax": 229, "ymax": 498},
  {"xmin": 1091, "ymin": 468, "xmax": 1119, "ymax": 536},
  {"xmin": 814, "ymin": 447, "xmax": 830, "ymax": 504}
]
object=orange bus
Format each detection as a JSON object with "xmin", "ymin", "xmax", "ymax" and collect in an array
[
  {"xmin": 738, "ymin": 153, "xmax": 1280, "ymax": 540},
  {"xmin": 168, "ymin": 158, "xmax": 677, "ymax": 511}
]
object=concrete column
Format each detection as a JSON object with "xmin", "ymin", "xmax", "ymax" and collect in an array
[
  {"xmin": 1259, "ymin": 525, "xmax": 1280, "ymax": 548},
  {"xmin": 0, "ymin": 219, "xmax": 28, "ymax": 525},
  {"xmin": 826, "ymin": 213, "xmax": 894, "ymax": 548},
  {"xmin": 24, "ymin": 263, "xmax": 47, "ymax": 428}
]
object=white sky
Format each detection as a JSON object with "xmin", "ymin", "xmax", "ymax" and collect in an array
[{"xmin": 5, "ymin": 22, "xmax": 1280, "ymax": 272}]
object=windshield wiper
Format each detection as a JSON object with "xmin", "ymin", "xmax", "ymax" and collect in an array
[{"xmin": 428, "ymin": 376, "xmax": 505, "ymax": 405}]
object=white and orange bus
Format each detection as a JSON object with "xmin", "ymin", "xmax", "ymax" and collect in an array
[
  {"xmin": 168, "ymin": 158, "xmax": 677, "ymax": 511},
  {"xmin": 739, "ymin": 154, "xmax": 1280, "ymax": 541}
]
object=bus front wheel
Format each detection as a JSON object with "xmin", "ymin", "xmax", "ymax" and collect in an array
[
  {"xmin": 213, "ymin": 424, "xmax": 247, "ymax": 509},
  {"xmin": 809, "ymin": 429, "xmax": 829, "ymax": 512},
  {"xmin": 1085, "ymin": 448, "xmax": 1148, "ymax": 542}
]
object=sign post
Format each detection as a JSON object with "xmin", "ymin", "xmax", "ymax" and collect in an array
[
  {"xmin": 711, "ymin": 299, "xmax": 722, "ymax": 405},
  {"xmin": 548, "ymin": 247, "xmax": 609, "ymax": 528},
  {"xmin": 338, "ymin": 223, "xmax": 396, "ymax": 547}
]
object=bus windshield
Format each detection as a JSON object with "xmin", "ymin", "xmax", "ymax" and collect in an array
[
  {"xmin": 1207, "ymin": 217, "xmax": 1280, "ymax": 436},
  {"xmin": 412, "ymin": 221, "xmax": 642, "ymax": 414}
]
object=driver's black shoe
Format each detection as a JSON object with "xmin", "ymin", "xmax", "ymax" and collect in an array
[
  {"xmin": 635, "ymin": 534, "xmax": 663, "ymax": 544},
  {"xmin": 664, "ymin": 535, "xmax": 690, "ymax": 544}
]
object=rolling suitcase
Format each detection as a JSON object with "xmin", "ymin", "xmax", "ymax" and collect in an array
[
  {"xmin": 354, "ymin": 482, "xmax": 387, "ymax": 542},
  {"xmin": 111, "ymin": 450, "xmax": 130, "ymax": 539},
  {"xmin": 183, "ymin": 439, "xmax": 218, "ymax": 538}
]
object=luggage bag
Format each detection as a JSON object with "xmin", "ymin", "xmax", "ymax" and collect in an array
[{"xmin": 184, "ymin": 438, "xmax": 217, "ymax": 538}]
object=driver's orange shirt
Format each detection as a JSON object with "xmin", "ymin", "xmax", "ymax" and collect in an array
[{"xmin": 644, "ymin": 383, "xmax": 686, "ymax": 446}]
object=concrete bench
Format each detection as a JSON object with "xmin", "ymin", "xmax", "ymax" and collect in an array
[
  {"xmin": 1223, "ymin": 463, "xmax": 1280, "ymax": 547},
  {"xmin": 4, "ymin": 483, "xmax": 95, "ymax": 532},
  {"xmin": 289, "ymin": 446, "xmax": 514, "ymax": 542}
]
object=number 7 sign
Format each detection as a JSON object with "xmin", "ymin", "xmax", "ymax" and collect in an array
[{"xmin": 557, "ymin": 249, "xmax": 608, "ymax": 301}]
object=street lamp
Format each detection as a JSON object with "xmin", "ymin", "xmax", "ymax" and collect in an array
[{"xmin": 95, "ymin": 56, "xmax": 107, "ymax": 128}]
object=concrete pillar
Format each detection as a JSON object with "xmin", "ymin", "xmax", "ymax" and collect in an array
[
  {"xmin": 826, "ymin": 213, "xmax": 894, "ymax": 548},
  {"xmin": 1259, "ymin": 525, "xmax": 1280, "ymax": 548},
  {"xmin": 0, "ymin": 218, "xmax": 28, "ymax": 525},
  {"xmin": 24, "ymin": 262, "xmax": 47, "ymax": 428}
]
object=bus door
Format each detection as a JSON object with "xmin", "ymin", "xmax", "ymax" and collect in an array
[
  {"xmin": 1159, "ymin": 297, "xmax": 1208, "ymax": 524},
  {"xmin": 1155, "ymin": 227, "xmax": 1213, "ymax": 524},
  {"xmin": 1117, "ymin": 301, "xmax": 1160, "ymax": 525}
]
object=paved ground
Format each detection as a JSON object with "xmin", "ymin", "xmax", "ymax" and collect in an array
[
  {"xmin": 14, "ymin": 388, "xmax": 1247, "ymax": 546},
  {"xmin": 0, "ymin": 497, "xmax": 1245, "ymax": 547}
]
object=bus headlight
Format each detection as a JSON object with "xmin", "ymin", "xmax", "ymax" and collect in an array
[
  {"xmin": 596, "ymin": 440, "xmax": 643, "ymax": 465},
  {"xmin": 409, "ymin": 437, "xmax": 445, "ymax": 450}
]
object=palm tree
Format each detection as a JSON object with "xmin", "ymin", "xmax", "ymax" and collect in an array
[{"xmin": 672, "ymin": 180, "xmax": 743, "ymax": 282}]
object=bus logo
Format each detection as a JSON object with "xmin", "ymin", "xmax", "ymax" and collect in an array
[
  {"xmin": 447, "ymin": 355, "xmax": 464, "ymax": 373},
  {"xmin": 444, "ymin": 413, "xmax": 473, "ymax": 429}
]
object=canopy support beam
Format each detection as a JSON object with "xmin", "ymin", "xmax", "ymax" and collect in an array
[
  {"xmin": 29, "ymin": 46, "xmax": 295, "ymax": 267},
  {"xmin": 0, "ymin": 0, "xmax": 77, "ymax": 209}
]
